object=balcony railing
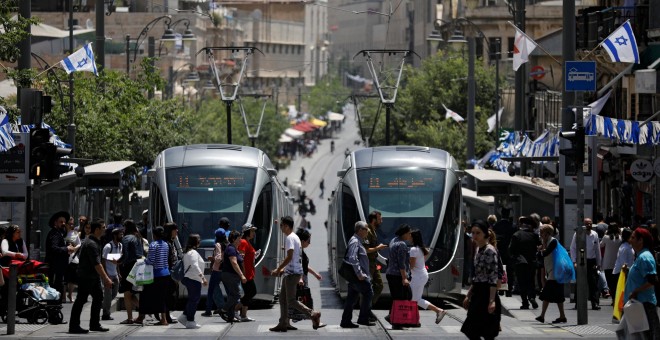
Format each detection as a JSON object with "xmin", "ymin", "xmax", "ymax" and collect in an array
[{"xmin": 576, "ymin": 5, "xmax": 650, "ymax": 49}]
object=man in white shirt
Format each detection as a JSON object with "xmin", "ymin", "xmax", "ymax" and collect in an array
[
  {"xmin": 270, "ymin": 216, "xmax": 323, "ymax": 332},
  {"xmin": 570, "ymin": 218, "xmax": 602, "ymax": 310},
  {"xmin": 101, "ymin": 228, "xmax": 123, "ymax": 320}
]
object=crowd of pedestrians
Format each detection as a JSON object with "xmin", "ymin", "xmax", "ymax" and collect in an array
[{"xmin": 8, "ymin": 204, "xmax": 658, "ymax": 338}]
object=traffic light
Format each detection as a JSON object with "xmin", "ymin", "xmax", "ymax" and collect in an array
[
  {"xmin": 42, "ymin": 143, "xmax": 73, "ymax": 181},
  {"xmin": 559, "ymin": 126, "xmax": 585, "ymax": 166},
  {"xmin": 29, "ymin": 128, "xmax": 50, "ymax": 180},
  {"xmin": 28, "ymin": 128, "xmax": 73, "ymax": 181}
]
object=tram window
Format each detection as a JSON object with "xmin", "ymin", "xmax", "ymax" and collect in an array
[
  {"xmin": 341, "ymin": 185, "xmax": 360, "ymax": 244},
  {"xmin": 357, "ymin": 167, "xmax": 445, "ymax": 250},
  {"xmin": 251, "ymin": 183, "xmax": 272, "ymax": 262},
  {"xmin": 165, "ymin": 166, "xmax": 257, "ymax": 247},
  {"xmin": 428, "ymin": 182, "xmax": 461, "ymax": 272}
]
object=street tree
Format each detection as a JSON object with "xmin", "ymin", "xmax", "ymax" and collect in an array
[
  {"xmin": 192, "ymin": 93, "xmax": 289, "ymax": 158},
  {"xmin": 0, "ymin": 0, "xmax": 39, "ymax": 105},
  {"xmin": 390, "ymin": 49, "xmax": 499, "ymax": 166}
]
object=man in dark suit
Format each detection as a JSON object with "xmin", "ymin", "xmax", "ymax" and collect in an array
[
  {"xmin": 46, "ymin": 211, "xmax": 75, "ymax": 311},
  {"xmin": 509, "ymin": 216, "xmax": 541, "ymax": 309},
  {"xmin": 492, "ymin": 209, "xmax": 516, "ymax": 296}
]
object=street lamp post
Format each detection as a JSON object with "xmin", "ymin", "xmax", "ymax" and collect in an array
[
  {"xmin": 467, "ymin": 37, "xmax": 476, "ymax": 172},
  {"xmin": 494, "ymin": 39, "xmax": 500, "ymax": 144},
  {"xmin": 125, "ymin": 16, "xmax": 195, "ymax": 76}
]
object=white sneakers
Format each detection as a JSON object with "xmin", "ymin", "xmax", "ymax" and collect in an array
[
  {"xmin": 185, "ymin": 321, "xmax": 201, "ymax": 329},
  {"xmin": 178, "ymin": 313, "xmax": 187, "ymax": 324},
  {"xmin": 435, "ymin": 310, "xmax": 447, "ymax": 324}
]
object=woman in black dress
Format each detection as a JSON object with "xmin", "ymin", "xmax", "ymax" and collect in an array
[
  {"xmin": 461, "ymin": 220, "xmax": 501, "ymax": 340},
  {"xmin": 535, "ymin": 224, "xmax": 567, "ymax": 324}
]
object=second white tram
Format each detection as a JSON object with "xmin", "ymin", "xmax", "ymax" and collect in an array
[{"xmin": 328, "ymin": 146, "xmax": 464, "ymax": 300}]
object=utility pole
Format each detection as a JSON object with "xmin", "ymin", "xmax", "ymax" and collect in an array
[
  {"xmin": 68, "ymin": 0, "xmax": 75, "ymax": 156},
  {"xmin": 561, "ymin": 0, "xmax": 587, "ymax": 326},
  {"xmin": 514, "ymin": 0, "xmax": 526, "ymax": 175},
  {"xmin": 96, "ymin": 0, "xmax": 105, "ymax": 71},
  {"xmin": 467, "ymin": 37, "xmax": 476, "ymax": 175},
  {"xmin": 494, "ymin": 39, "xmax": 500, "ymax": 144},
  {"xmin": 17, "ymin": 0, "xmax": 33, "ymax": 260},
  {"xmin": 297, "ymin": 70, "xmax": 302, "ymax": 113}
]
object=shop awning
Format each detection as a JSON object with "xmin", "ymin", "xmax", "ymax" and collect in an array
[
  {"xmin": 327, "ymin": 112, "xmax": 345, "ymax": 121},
  {"xmin": 284, "ymin": 128, "xmax": 304, "ymax": 138},
  {"xmin": 292, "ymin": 121, "xmax": 317, "ymax": 132},
  {"xmin": 310, "ymin": 118, "xmax": 328, "ymax": 127},
  {"xmin": 3, "ymin": 16, "xmax": 95, "ymax": 38},
  {"xmin": 278, "ymin": 134, "xmax": 293, "ymax": 143}
]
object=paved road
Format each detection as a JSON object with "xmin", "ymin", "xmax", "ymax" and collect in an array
[{"xmin": 0, "ymin": 110, "xmax": 622, "ymax": 338}]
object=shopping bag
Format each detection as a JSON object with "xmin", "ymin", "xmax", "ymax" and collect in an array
[
  {"xmin": 297, "ymin": 285, "xmax": 313, "ymax": 310},
  {"xmin": 623, "ymin": 299, "xmax": 649, "ymax": 333},
  {"xmin": 390, "ymin": 300, "xmax": 420, "ymax": 326},
  {"xmin": 613, "ymin": 271, "xmax": 626, "ymax": 321},
  {"xmin": 135, "ymin": 264, "xmax": 154, "ymax": 286},
  {"xmin": 552, "ymin": 243, "xmax": 575, "ymax": 284},
  {"xmin": 126, "ymin": 259, "xmax": 144, "ymax": 285}
]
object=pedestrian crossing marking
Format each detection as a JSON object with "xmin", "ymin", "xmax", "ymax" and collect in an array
[
  {"xmin": 440, "ymin": 326, "xmax": 462, "ymax": 333},
  {"xmin": 509, "ymin": 326, "xmax": 543, "ymax": 334}
]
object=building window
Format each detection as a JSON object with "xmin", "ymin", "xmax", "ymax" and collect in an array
[
  {"xmin": 488, "ymin": 37, "xmax": 501, "ymax": 62},
  {"xmin": 507, "ymin": 37, "xmax": 514, "ymax": 58}
]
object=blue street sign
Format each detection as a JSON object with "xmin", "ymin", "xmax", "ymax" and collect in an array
[{"xmin": 565, "ymin": 61, "xmax": 596, "ymax": 92}]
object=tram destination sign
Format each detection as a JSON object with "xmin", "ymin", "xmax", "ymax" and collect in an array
[
  {"xmin": 175, "ymin": 175, "xmax": 248, "ymax": 188},
  {"xmin": 565, "ymin": 61, "xmax": 596, "ymax": 92}
]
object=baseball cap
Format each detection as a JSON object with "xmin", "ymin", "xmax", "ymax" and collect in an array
[
  {"xmin": 215, "ymin": 227, "xmax": 228, "ymax": 239},
  {"xmin": 242, "ymin": 223, "xmax": 257, "ymax": 233}
]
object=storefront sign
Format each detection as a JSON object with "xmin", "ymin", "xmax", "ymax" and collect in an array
[{"xmin": 630, "ymin": 159, "xmax": 654, "ymax": 182}]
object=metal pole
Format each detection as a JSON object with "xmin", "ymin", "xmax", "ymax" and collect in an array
[
  {"xmin": 385, "ymin": 104, "xmax": 391, "ymax": 145},
  {"xmin": 226, "ymin": 101, "xmax": 233, "ymax": 144},
  {"xmin": 297, "ymin": 70, "xmax": 302, "ymax": 113},
  {"xmin": 514, "ymin": 0, "xmax": 526, "ymax": 174},
  {"xmin": 467, "ymin": 37, "xmax": 476, "ymax": 171},
  {"xmin": 168, "ymin": 66, "xmax": 173, "ymax": 99},
  {"xmin": 495, "ymin": 39, "xmax": 500, "ymax": 144},
  {"xmin": 17, "ymin": 0, "xmax": 31, "ymax": 89},
  {"xmin": 126, "ymin": 35, "xmax": 130, "ymax": 74},
  {"xmin": 575, "ymin": 107, "xmax": 587, "ymax": 325},
  {"xmin": 148, "ymin": 36, "xmax": 155, "ymax": 99},
  {"xmin": 6, "ymin": 264, "xmax": 17, "ymax": 335},
  {"xmin": 96, "ymin": 0, "xmax": 105, "ymax": 71},
  {"xmin": 68, "ymin": 0, "xmax": 75, "ymax": 156},
  {"xmin": 561, "ymin": 0, "xmax": 585, "ymax": 325}
]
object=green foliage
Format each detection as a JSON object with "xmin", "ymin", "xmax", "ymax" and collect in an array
[
  {"xmin": 191, "ymin": 94, "xmax": 289, "ymax": 159},
  {"xmin": 42, "ymin": 66, "xmax": 192, "ymax": 169},
  {"xmin": 392, "ymin": 49, "xmax": 499, "ymax": 167},
  {"xmin": 0, "ymin": 1, "xmax": 38, "ymax": 64},
  {"xmin": 305, "ymin": 75, "xmax": 351, "ymax": 116}
]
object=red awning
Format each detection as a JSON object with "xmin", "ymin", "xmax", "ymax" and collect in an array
[{"xmin": 292, "ymin": 121, "xmax": 317, "ymax": 132}]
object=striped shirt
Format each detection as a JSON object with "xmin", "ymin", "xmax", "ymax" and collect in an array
[{"xmin": 147, "ymin": 240, "xmax": 170, "ymax": 277}]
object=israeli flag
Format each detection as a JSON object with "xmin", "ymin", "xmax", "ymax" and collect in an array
[
  {"xmin": 60, "ymin": 42, "xmax": 98, "ymax": 76},
  {"xmin": 601, "ymin": 20, "xmax": 639, "ymax": 64}
]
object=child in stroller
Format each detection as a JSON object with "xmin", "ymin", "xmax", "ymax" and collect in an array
[{"xmin": 0, "ymin": 261, "xmax": 63, "ymax": 324}]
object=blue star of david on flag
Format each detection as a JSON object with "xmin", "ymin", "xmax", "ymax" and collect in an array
[
  {"xmin": 60, "ymin": 42, "xmax": 98, "ymax": 76},
  {"xmin": 601, "ymin": 20, "xmax": 639, "ymax": 64}
]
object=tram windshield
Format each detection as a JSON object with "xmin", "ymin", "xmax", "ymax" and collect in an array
[
  {"xmin": 357, "ymin": 167, "xmax": 445, "ymax": 253},
  {"xmin": 165, "ymin": 166, "xmax": 257, "ymax": 247}
]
